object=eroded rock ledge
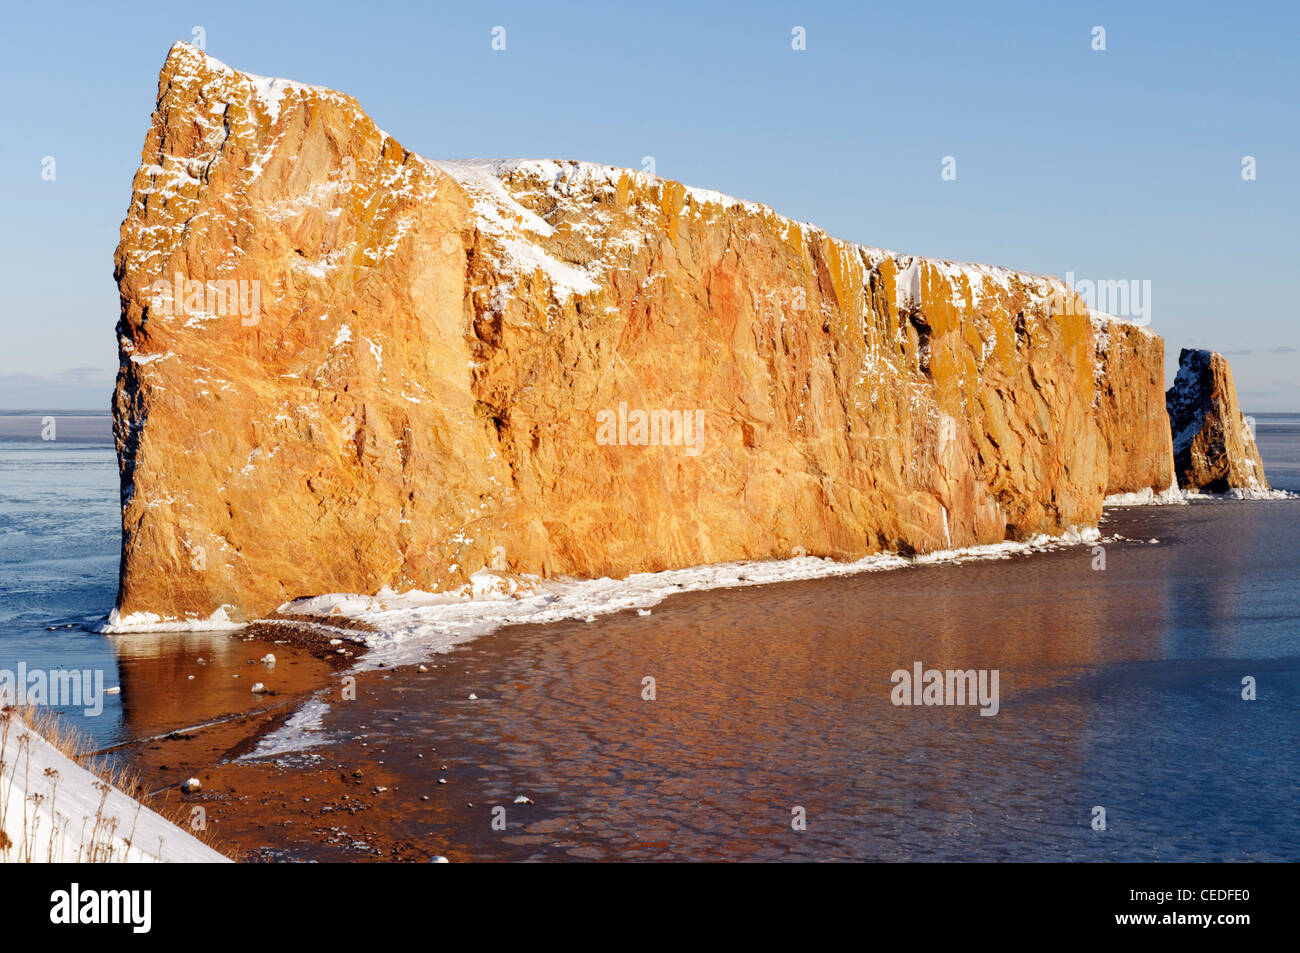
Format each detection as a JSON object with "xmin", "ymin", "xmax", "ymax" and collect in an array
[{"xmin": 114, "ymin": 44, "xmax": 1234, "ymax": 623}]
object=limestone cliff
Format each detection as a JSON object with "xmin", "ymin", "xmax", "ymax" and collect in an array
[
  {"xmin": 112, "ymin": 44, "xmax": 1178, "ymax": 624},
  {"xmin": 1166, "ymin": 348, "xmax": 1269, "ymax": 493}
]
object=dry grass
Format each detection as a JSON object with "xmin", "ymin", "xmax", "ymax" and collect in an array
[{"xmin": 0, "ymin": 704, "xmax": 238, "ymax": 862}]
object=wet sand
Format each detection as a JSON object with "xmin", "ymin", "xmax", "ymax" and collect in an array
[{"xmin": 97, "ymin": 616, "xmax": 374, "ymax": 859}]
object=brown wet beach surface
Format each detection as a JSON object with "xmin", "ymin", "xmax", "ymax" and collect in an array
[{"xmin": 98, "ymin": 615, "xmax": 370, "ymax": 858}]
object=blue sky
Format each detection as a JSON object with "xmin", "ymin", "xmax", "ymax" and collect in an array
[{"xmin": 1, "ymin": 0, "xmax": 1296, "ymax": 409}]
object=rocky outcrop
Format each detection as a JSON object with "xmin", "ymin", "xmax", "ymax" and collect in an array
[
  {"xmin": 1166, "ymin": 348, "xmax": 1269, "ymax": 493},
  {"xmin": 112, "ymin": 44, "xmax": 1178, "ymax": 624},
  {"xmin": 1092, "ymin": 317, "xmax": 1175, "ymax": 496}
]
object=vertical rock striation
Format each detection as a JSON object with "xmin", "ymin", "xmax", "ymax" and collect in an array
[
  {"xmin": 1166, "ymin": 348, "xmax": 1269, "ymax": 493},
  {"xmin": 112, "ymin": 44, "xmax": 1181, "ymax": 624}
]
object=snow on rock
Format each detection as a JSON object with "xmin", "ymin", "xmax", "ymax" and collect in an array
[
  {"xmin": 1166, "ymin": 348, "xmax": 1272, "ymax": 493},
  {"xmin": 112, "ymin": 42, "xmax": 1184, "ymax": 624}
]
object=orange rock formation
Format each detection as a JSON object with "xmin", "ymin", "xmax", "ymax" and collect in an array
[
  {"xmin": 1166, "ymin": 348, "xmax": 1270, "ymax": 493},
  {"xmin": 113, "ymin": 44, "xmax": 1196, "ymax": 623}
]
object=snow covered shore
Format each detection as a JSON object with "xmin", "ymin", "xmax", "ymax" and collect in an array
[
  {"xmin": 1103, "ymin": 485, "xmax": 1296, "ymax": 506},
  {"xmin": 0, "ymin": 711, "xmax": 229, "ymax": 863}
]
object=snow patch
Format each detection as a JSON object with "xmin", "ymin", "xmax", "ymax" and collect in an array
[
  {"xmin": 0, "ymin": 715, "xmax": 229, "ymax": 863},
  {"xmin": 98, "ymin": 605, "xmax": 243, "ymax": 633}
]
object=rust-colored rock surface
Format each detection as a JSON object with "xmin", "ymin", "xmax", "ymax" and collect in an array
[
  {"xmin": 1092, "ymin": 319, "xmax": 1175, "ymax": 496},
  {"xmin": 112, "ymin": 44, "xmax": 1179, "ymax": 624},
  {"xmin": 1166, "ymin": 348, "xmax": 1269, "ymax": 493}
]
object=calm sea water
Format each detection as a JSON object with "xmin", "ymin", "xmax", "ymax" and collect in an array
[
  {"xmin": 0, "ymin": 414, "xmax": 126, "ymax": 744},
  {"xmin": 1, "ymin": 411, "xmax": 1297, "ymax": 860}
]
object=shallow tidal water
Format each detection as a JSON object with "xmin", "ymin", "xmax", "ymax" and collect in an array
[
  {"xmin": 1, "ymin": 412, "xmax": 1298, "ymax": 860},
  {"xmin": 249, "ymin": 499, "xmax": 1296, "ymax": 861}
]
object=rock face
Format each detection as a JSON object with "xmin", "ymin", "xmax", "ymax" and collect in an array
[
  {"xmin": 1166, "ymin": 348, "xmax": 1269, "ymax": 493},
  {"xmin": 112, "ymin": 44, "xmax": 1178, "ymax": 624}
]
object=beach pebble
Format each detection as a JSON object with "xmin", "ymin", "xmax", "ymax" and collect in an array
[
  {"xmin": 438, "ymin": 779, "xmax": 447, "ymax": 784},
  {"xmin": 430, "ymin": 856, "xmax": 450, "ymax": 863},
  {"xmin": 329, "ymin": 638, "xmax": 343, "ymax": 645},
  {"xmin": 583, "ymin": 615, "xmax": 596, "ymax": 623},
  {"xmin": 261, "ymin": 653, "xmax": 276, "ymax": 666},
  {"xmin": 181, "ymin": 778, "xmax": 202, "ymax": 793},
  {"xmin": 418, "ymin": 665, "xmax": 428, "ymax": 673},
  {"xmin": 637, "ymin": 608, "xmax": 652, "ymax": 616},
  {"xmin": 468, "ymin": 693, "xmax": 478, "ymax": 700},
  {"xmin": 250, "ymin": 682, "xmax": 267, "ymax": 694},
  {"xmin": 187, "ymin": 675, "xmax": 195, "ymax": 680},
  {"xmin": 196, "ymin": 658, "xmax": 207, "ymax": 665},
  {"xmin": 513, "ymin": 795, "xmax": 534, "ymax": 805}
]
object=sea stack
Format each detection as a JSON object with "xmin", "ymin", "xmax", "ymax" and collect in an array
[
  {"xmin": 112, "ymin": 44, "xmax": 1238, "ymax": 625},
  {"xmin": 1166, "ymin": 348, "xmax": 1270, "ymax": 493}
]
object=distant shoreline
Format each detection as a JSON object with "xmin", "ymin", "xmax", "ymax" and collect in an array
[{"xmin": 0, "ymin": 410, "xmax": 112, "ymax": 416}]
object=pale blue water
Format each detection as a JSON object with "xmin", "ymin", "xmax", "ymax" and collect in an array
[
  {"xmin": 1254, "ymin": 412, "xmax": 1300, "ymax": 494},
  {"xmin": 0, "ymin": 413, "xmax": 125, "ymax": 743},
  {"xmin": 1, "ymin": 410, "xmax": 1298, "ymax": 860}
]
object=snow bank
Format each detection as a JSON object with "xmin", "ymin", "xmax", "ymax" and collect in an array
[
  {"xmin": 1183, "ymin": 487, "xmax": 1296, "ymax": 501},
  {"xmin": 98, "ymin": 605, "xmax": 244, "ymax": 634},
  {"xmin": 1104, "ymin": 485, "xmax": 1296, "ymax": 506},
  {"xmin": 0, "ymin": 715, "xmax": 229, "ymax": 863},
  {"xmin": 1103, "ymin": 481, "xmax": 1187, "ymax": 507}
]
